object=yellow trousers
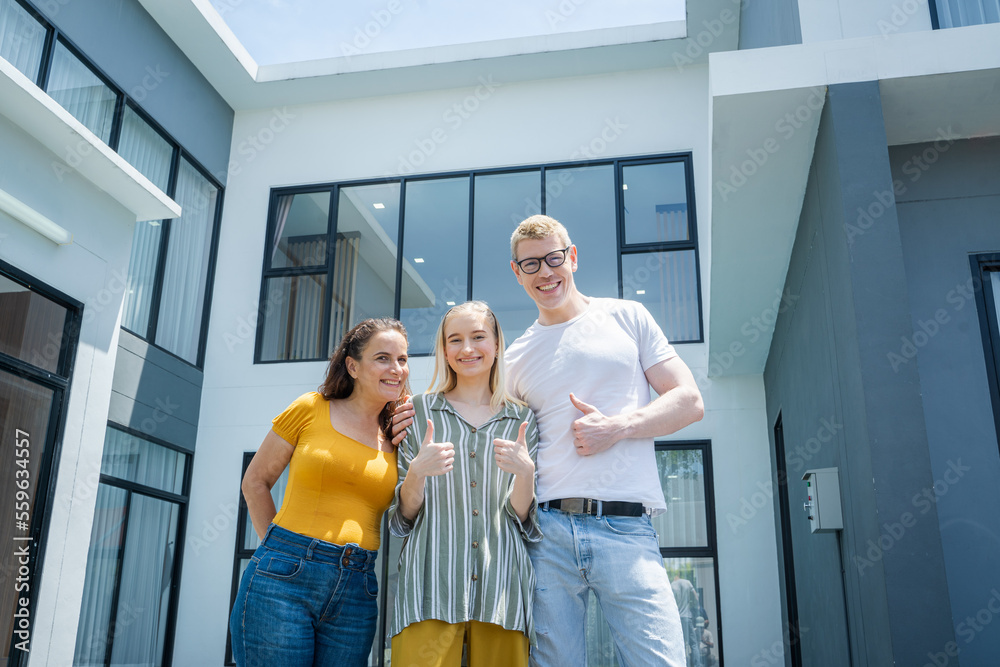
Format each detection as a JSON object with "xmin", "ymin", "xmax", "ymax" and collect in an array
[{"xmin": 390, "ymin": 619, "xmax": 529, "ymax": 667}]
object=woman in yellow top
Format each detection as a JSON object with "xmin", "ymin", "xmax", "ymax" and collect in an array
[{"xmin": 230, "ymin": 318, "xmax": 409, "ymax": 667}]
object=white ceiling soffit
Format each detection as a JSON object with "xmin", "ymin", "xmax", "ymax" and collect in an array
[
  {"xmin": 708, "ymin": 22, "xmax": 1000, "ymax": 377},
  {"xmin": 0, "ymin": 58, "xmax": 181, "ymax": 224},
  {"xmin": 138, "ymin": 0, "xmax": 742, "ymax": 110}
]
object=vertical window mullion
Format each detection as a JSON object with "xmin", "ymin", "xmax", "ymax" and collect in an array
[
  {"xmin": 393, "ymin": 180, "xmax": 406, "ymax": 319},
  {"xmin": 145, "ymin": 159, "xmax": 179, "ymax": 342},
  {"xmin": 466, "ymin": 174, "xmax": 475, "ymax": 303},
  {"xmin": 615, "ymin": 160, "xmax": 625, "ymax": 299},
  {"xmin": 35, "ymin": 25, "xmax": 55, "ymax": 90},
  {"xmin": 321, "ymin": 187, "xmax": 337, "ymax": 356}
]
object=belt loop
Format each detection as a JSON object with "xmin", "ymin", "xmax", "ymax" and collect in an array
[
  {"xmin": 262, "ymin": 522, "xmax": 276, "ymax": 543},
  {"xmin": 306, "ymin": 540, "xmax": 317, "ymax": 560},
  {"xmin": 595, "ymin": 500, "xmax": 603, "ymax": 518}
]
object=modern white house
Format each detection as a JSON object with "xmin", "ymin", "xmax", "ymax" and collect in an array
[{"xmin": 0, "ymin": 0, "xmax": 998, "ymax": 665}]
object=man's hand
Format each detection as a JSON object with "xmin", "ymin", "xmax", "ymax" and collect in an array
[
  {"xmin": 493, "ymin": 422, "xmax": 534, "ymax": 477},
  {"xmin": 390, "ymin": 395, "xmax": 415, "ymax": 446},
  {"xmin": 409, "ymin": 421, "xmax": 454, "ymax": 477},
  {"xmin": 570, "ymin": 393, "xmax": 624, "ymax": 456}
]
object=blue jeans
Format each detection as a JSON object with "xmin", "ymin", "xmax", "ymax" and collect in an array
[
  {"xmin": 526, "ymin": 508, "xmax": 686, "ymax": 667},
  {"xmin": 229, "ymin": 524, "xmax": 379, "ymax": 667}
]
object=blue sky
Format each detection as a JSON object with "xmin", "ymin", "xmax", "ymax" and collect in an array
[{"xmin": 212, "ymin": 0, "xmax": 685, "ymax": 65}]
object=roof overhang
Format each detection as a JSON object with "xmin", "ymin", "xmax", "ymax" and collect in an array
[
  {"xmin": 0, "ymin": 58, "xmax": 181, "ymax": 224},
  {"xmin": 138, "ymin": 0, "xmax": 741, "ymax": 110},
  {"xmin": 709, "ymin": 22, "xmax": 1000, "ymax": 376}
]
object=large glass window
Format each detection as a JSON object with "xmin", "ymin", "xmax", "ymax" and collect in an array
[
  {"xmin": 400, "ymin": 177, "xmax": 470, "ymax": 354},
  {"xmin": 973, "ymin": 255, "xmax": 1000, "ymax": 455},
  {"xmin": 257, "ymin": 155, "xmax": 702, "ymax": 362},
  {"xmin": 585, "ymin": 442, "xmax": 721, "ymax": 667},
  {"xmin": 932, "ymin": 0, "xmax": 1000, "ymax": 27},
  {"xmin": 154, "ymin": 158, "xmax": 220, "ymax": 364},
  {"xmin": 0, "ymin": 0, "xmax": 47, "ymax": 82},
  {"xmin": 73, "ymin": 428, "xmax": 189, "ymax": 667},
  {"xmin": 46, "ymin": 39, "xmax": 118, "ymax": 144},
  {"xmin": 117, "ymin": 105, "xmax": 174, "ymax": 193},
  {"xmin": 0, "ymin": 262, "xmax": 81, "ymax": 665}
]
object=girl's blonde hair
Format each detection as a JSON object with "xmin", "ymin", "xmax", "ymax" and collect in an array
[{"xmin": 428, "ymin": 301, "xmax": 518, "ymax": 412}]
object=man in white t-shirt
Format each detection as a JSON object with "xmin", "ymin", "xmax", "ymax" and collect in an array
[{"xmin": 505, "ymin": 215, "xmax": 704, "ymax": 667}]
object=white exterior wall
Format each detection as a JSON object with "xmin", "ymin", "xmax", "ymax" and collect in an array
[
  {"xmin": 176, "ymin": 63, "xmax": 782, "ymax": 665},
  {"xmin": 0, "ymin": 115, "xmax": 136, "ymax": 667},
  {"xmin": 798, "ymin": 0, "xmax": 933, "ymax": 43}
]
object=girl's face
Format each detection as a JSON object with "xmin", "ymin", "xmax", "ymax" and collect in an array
[
  {"xmin": 347, "ymin": 330, "xmax": 409, "ymax": 403},
  {"xmin": 443, "ymin": 311, "xmax": 497, "ymax": 384}
]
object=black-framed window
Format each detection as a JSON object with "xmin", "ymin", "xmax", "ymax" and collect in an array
[
  {"xmin": 929, "ymin": 0, "xmax": 1000, "ymax": 28},
  {"xmin": 256, "ymin": 154, "xmax": 702, "ymax": 362},
  {"xmin": 0, "ymin": 259, "xmax": 82, "ymax": 664},
  {"xmin": 972, "ymin": 253, "xmax": 1000, "ymax": 455},
  {"xmin": 0, "ymin": 0, "xmax": 225, "ymax": 369},
  {"xmin": 73, "ymin": 425, "xmax": 190, "ymax": 667},
  {"xmin": 585, "ymin": 441, "xmax": 722, "ymax": 666}
]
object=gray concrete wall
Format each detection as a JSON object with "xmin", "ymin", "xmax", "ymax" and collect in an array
[
  {"xmin": 35, "ymin": 0, "xmax": 233, "ymax": 181},
  {"xmin": 764, "ymin": 81, "xmax": 956, "ymax": 666},
  {"xmin": 109, "ymin": 330, "xmax": 202, "ymax": 452},
  {"xmin": 739, "ymin": 0, "xmax": 801, "ymax": 50},
  {"xmin": 891, "ymin": 135, "xmax": 1000, "ymax": 667}
]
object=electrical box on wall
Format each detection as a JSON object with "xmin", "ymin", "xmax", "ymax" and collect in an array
[{"xmin": 802, "ymin": 467, "xmax": 843, "ymax": 533}]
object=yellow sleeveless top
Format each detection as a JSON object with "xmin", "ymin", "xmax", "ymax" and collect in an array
[{"xmin": 271, "ymin": 392, "xmax": 397, "ymax": 550}]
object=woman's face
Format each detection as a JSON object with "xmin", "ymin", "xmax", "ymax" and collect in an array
[
  {"xmin": 443, "ymin": 311, "xmax": 497, "ymax": 383},
  {"xmin": 347, "ymin": 330, "xmax": 409, "ymax": 403}
]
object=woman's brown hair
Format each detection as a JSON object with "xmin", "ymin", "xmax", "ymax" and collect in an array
[{"xmin": 318, "ymin": 318, "xmax": 410, "ymax": 442}]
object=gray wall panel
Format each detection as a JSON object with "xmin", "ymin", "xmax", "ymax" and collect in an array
[
  {"xmin": 739, "ymin": 0, "xmax": 802, "ymax": 50},
  {"xmin": 765, "ymin": 81, "xmax": 956, "ymax": 666},
  {"xmin": 110, "ymin": 330, "xmax": 202, "ymax": 452},
  {"xmin": 891, "ymin": 136, "xmax": 1000, "ymax": 666},
  {"xmin": 35, "ymin": 0, "xmax": 233, "ymax": 181}
]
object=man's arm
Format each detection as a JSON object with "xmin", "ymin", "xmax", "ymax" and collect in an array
[{"xmin": 570, "ymin": 355, "xmax": 704, "ymax": 456}]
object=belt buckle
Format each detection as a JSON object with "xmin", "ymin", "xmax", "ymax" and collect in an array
[{"xmin": 560, "ymin": 498, "xmax": 590, "ymax": 514}]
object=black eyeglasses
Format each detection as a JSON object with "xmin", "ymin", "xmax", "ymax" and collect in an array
[{"xmin": 514, "ymin": 246, "xmax": 572, "ymax": 274}]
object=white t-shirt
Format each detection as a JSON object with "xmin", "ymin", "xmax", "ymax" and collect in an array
[{"xmin": 505, "ymin": 298, "xmax": 677, "ymax": 512}]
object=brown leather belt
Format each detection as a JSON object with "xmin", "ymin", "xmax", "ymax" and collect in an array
[{"xmin": 541, "ymin": 498, "xmax": 645, "ymax": 517}]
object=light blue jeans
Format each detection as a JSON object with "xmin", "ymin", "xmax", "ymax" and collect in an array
[
  {"xmin": 527, "ymin": 507, "xmax": 686, "ymax": 667},
  {"xmin": 229, "ymin": 524, "xmax": 379, "ymax": 666}
]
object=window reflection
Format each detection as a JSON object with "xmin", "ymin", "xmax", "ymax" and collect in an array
[
  {"xmin": 622, "ymin": 250, "xmax": 700, "ymax": 343},
  {"xmin": 622, "ymin": 162, "xmax": 690, "ymax": 244},
  {"xmin": 399, "ymin": 177, "xmax": 470, "ymax": 355},
  {"xmin": 270, "ymin": 192, "xmax": 330, "ymax": 270},
  {"xmin": 471, "ymin": 171, "xmax": 541, "ymax": 341}
]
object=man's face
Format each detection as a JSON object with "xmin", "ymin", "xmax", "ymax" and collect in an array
[{"xmin": 510, "ymin": 235, "xmax": 578, "ymax": 315}]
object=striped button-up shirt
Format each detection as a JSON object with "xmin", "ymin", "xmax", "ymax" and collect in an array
[{"xmin": 388, "ymin": 392, "xmax": 541, "ymax": 641}]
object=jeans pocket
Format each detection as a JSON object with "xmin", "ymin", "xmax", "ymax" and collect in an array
[
  {"xmin": 363, "ymin": 571, "xmax": 379, "ymax": 599},
  {"xmin": 601, "ymin": 514, "xmax": 657, "ymax": 538},
  {"xmin": 255, "ymin": 552, "xmax": 304, "ymax": 580}
]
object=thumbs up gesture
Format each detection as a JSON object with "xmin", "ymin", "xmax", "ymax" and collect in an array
[
  {"xmin": 409, "ymin": 420, "xmax": 455, "ymax": 478},
  {"xmin": 493, "ymin": 422, "xmax": 534, "ymax": 477},
  {"xmin": 570, "ymin": 393, "xmax": 620, "ymax": 457}
]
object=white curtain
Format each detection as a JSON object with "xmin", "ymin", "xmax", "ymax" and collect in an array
[
  {"xmin": 154, "ymin": 159, "xmax": 218, "ymax": 364},
  {"xmin": 46, "ymin": 40, "xmax": 116, "ymax": 143},
  {"xmin": 935, "ymin": 0, "xmax": 1000, "ymax": 27},
  {"xmin": 652, "ymin": 449, "xmax": 707, "ymax": 548},
  {"xmin": 121, "ymin": 220, "xmax": 163, "ymax": 336},
  {"xmin": 109, "ymin": 495, "xmax": 179, "ymax": 667},
  {"xmin": 0, "ymin": 0, "xmax": 47, "ymax": 81},
  {"xmin": 117, "ymin": 106, "xmax": 173, "ymax": 193},
  {"xmin": 101, "ymin": 429, "xmax": 186, "ymax": 495},
  {"xmin": 73, "ymin": 485, "xmax": 128, "ymax": 667}
]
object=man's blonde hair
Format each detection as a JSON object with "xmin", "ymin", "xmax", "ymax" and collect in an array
[{"xmin": 510, "ymin": 215, "xmax": 572, "ymax": 261}]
